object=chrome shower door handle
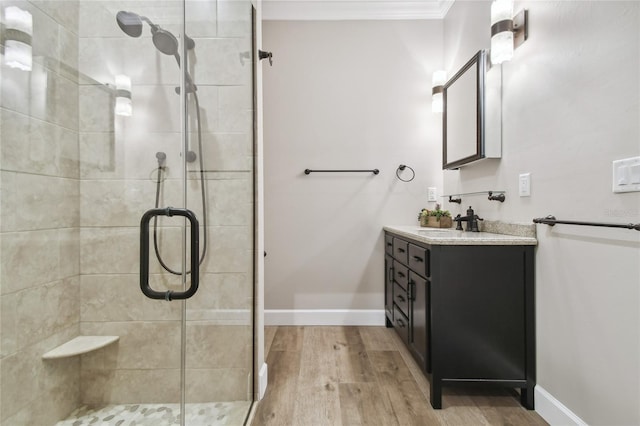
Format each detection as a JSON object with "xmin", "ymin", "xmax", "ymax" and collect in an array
[{"xmin": 140, "ymin": 207, "xmax": 200, "ymax": 301}]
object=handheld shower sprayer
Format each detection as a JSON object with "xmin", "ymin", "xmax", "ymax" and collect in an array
[{"xmin": 118, "ymin": 11, "xmax": 207, "ymax": 276}]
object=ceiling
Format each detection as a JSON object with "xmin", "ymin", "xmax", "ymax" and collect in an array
[{"xmin": 262, "ymin": 0, "xmax": 455, "ymax": 20}]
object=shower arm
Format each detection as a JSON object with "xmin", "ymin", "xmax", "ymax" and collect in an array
[{"xmin": 139, "ymin": 15, "xmax": 158, "ymax": 30}]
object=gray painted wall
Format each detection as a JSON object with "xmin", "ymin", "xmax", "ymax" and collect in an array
[
  {"xmin": 443, "ymin": 1, "xmax": 640, "ymax": 424},
  {"xmin": 263, "ymin": 2, "xmax": 639, "ymax": 422},
  {"xmin": 263, "ymin": 20, "xmax": 444, "ymax": 314}
]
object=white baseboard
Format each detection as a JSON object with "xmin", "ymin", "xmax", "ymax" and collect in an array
[
  {"xmin": 258, "ymin": 362, "xmax": 268, "ymax": 400},
  {"xmin": 264, "ymin": 309, "xmax": 386, "ymax": 326},
  {"xmin": 535, "ymin": 386, "xmax": 588, "ymax": 426}
]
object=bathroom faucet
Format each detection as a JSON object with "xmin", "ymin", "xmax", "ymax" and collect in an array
[{"xmin": 454, "ymin": 206, "xmax": 483, "ymax": 232}]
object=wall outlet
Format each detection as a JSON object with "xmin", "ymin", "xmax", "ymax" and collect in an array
[
  {"xmin": 428, "ymin": 187, "xmax": 437, "ymax": 202},
  {"xmin": 519, "ymin": 173, "xmax": 531, "ymax": 197},
  {"xmin": 613, "ymin": 156, "xmax": 640, "ymax": 193}
]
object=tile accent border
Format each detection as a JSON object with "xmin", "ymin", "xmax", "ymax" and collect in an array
[{"xmin": 56, "ymin": 402, "xmax": 251, "ymax": 425}]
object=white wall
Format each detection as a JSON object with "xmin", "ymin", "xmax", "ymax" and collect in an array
[
  {"xmin": 444, "ymin": 1, "xmax": 640, "ymax": 424},
  {"xmin": 263, "ymin": 20, "xmax": 443, "ymax": 320}
]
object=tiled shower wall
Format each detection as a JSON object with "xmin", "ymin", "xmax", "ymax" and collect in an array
[
  {"xmin": 1, "ymin": 0, "xmax": 254, "ymax": 424},
  {"xmin": 0, "ymin": 1, "xmax": 82, "ymax": 424},
  {"xmin": 76, "ymin": 0, "xmax": 254, "ymax": 407}
]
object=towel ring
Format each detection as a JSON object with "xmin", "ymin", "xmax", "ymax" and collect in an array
[{"xmin": 396, "ymin": 164, "xmax": 415, "ymax": 182}]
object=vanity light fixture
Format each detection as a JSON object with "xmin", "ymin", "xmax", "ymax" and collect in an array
[
  {"xmin": 490, "ymin": 0, "xmax": 528, "ymax": 65},
  {"xmin": 114, "ymin": 74, "xmax": 132, "ymax": 116},
  {"xmin": 431, "ymin": 70, "xmax": 447, "ymax": 113},
  {"xmin": 3, "ymin": 6, "xmax": 33, "ymax": 71}
]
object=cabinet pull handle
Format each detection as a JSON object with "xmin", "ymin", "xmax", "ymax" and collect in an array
[
  {"xmin": 397, "ymin": 271, "xmax": 405, "ymax": 278},
  {"xmin": 398, "ymin": 248, "xmax": 406, "ymax": 253},
  {"xmin": 396, "ymin": 294, "xmax": 406, "ymax": 302},
  {"xmin": 386, "ymin": 242, "xmax": 393, "ymax": 247},
  {"xmin": 397, "ymin": 318, "xmax": 405, "ymax": 327},
  {"xmin": 409, "ymin": 281, "xmax": 416, "ymax": 301},
  {"xmin": 412, "ymin": 255, "xmax": 423, "ymax": 262},
  {"xmin": 388, "ymin": 266, "xmax": 394, "ymax": 282}
]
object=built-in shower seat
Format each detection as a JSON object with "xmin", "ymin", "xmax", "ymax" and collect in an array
[{"xmin": 42, "ymin": 336, "xmax": 120, "ymax": 359}]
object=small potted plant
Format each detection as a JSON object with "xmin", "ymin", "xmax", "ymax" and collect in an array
[{"xmin": 418, "ymin": 204, "xmax": 452, "ymax": 228}]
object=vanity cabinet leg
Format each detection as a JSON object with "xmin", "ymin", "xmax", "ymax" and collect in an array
[
  {"xmin": 430, "ymin": 377, "xmax": 442, "ymax": 409},
  {"xmin": 521, "ymin": 384, "xmax": 535, "ymax": 410}
]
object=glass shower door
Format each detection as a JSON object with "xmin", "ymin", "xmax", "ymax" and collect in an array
[
  {"xmin": 0, "ymin": 0, "xmax": 254, "ymax": 425},
  {"xmin": 181, "ymin": 0, "xmax": 255, "ymax": 423}
]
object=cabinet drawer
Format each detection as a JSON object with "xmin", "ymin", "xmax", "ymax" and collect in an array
[
  {"xmin": 385, "ymin": 234, "xmax": 394, "ymax": 255},
  {"xmin": 393, "ymin": 260, "xmax": 409, "ymax": 290},
  {"xmin": 409, "ymin": 244, "xmax": 430, "ymax": 277},
  {"xmin": 393, "ymin": 238, "xmax": 408, "ymax": 265},
  {"xmin": 393, "ymin": 305, "xmax": 410, "ymax": 346},
  {"xmin": 393, "ymin": 281, "xmax": 409, "ymax": 316}
]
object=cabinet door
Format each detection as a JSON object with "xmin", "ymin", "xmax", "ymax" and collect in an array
[
  {"xmin": 385, "ymin": 254, "xmax": 394, "ymax": 320},
  {"xmin": 434, "ymin": 245, "xmax": 526, "ymax": 380},
  {"xmin": 410, "ymin": 272, "xmax": 429, "ymax": 373}
]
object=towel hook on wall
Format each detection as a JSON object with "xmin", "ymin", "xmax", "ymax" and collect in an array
[{"xmin": 259, "ymin": 50, "xmax": 273, "ymax": 66}]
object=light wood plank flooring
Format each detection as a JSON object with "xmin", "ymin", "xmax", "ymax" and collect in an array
[{"xmin": 252, "ymin": 326, "xmax": 548, "ymax": 426}]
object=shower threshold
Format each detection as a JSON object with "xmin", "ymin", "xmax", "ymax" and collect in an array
[{"xmin": 56, "ymin": 401, "xmax": 252, "ymax": 425}]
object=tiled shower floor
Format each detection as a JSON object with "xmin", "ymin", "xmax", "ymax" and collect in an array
[{"xmin": 56, "ymin": 402, "xmax": 252, "ymax": 426}]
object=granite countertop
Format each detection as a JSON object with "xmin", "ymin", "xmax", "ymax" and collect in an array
[{"xmin": 384, "ymin": 224, "xmax": 538, "ymax": 246}]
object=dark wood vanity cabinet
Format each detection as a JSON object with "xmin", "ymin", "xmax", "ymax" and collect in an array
[
  {"xmin": 384, "ymin": 231, "xmax": 535, "ymax": 410},
  {"xmin": 384, "ymin": 235, "xmax": 431, "ymax": 375}
]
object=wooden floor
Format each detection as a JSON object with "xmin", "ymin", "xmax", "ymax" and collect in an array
[{"xmin": 251, "ymin": 326, "xmax": 548, "ymax": 426}]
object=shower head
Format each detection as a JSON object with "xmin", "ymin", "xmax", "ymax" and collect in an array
[
  {"xmin": 152, "ymin": 27, "xmax": 179, "ymax": 56},
  {"xmin": 117, "ymin": 10, "xmax": 198, "ymax": 94},
  {"xmin": 116, "ymin": 10, "xmax": 196, "ymax": 54},
  {"xmin": 116, "ymin": 11, "xmax": 143, "ymax": 38}
]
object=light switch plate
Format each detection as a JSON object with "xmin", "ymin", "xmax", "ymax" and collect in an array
[
  {"xmin": 428, "ymin": 187, "xmax": 437, "ymax": 202},
  {"xmin": 519, "ymin": 173, "xmax": 531, "ymax": 197},
  {"xmin": 613, "ymin": 156, "xmax": 640, "ymax": 193}
]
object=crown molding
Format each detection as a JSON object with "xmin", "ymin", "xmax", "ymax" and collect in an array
[{"xmin": 262, "ymin": 0, "xmax": 455, "ymax": 21}]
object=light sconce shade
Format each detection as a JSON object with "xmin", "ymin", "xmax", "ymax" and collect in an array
[
  {"xmin": 115, "ymin": 74, "xmax": 132, "ymax": 116},
  {"xmin": 3, "ymin": 6, "xmax": 33, "ymax": 71},
  {"xmin": 490, "ymin": 0, "xmax": 528, "ymax": 65},
  {"xmin": 431, "ymin": 70, "xmax": 447, "ymax": 113}
]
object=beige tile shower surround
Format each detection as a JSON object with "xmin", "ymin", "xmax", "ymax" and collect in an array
[{"xmin": 0, "ymin": 1, "xmax": 254, "ymax": 424}]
